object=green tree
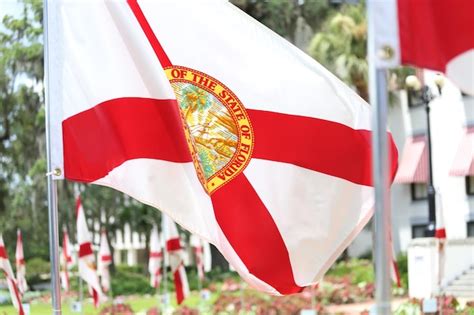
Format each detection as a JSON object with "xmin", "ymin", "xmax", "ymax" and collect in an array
[
  {"xmin": 308, "ymin": 2, "xmax": 415, "ymax": 101},
  {"xmin": 0, "ymin": 0, "xmax": 49, "ymax": 258},
  {"xmin": 308, "ymin": 3, "xmax": 369, "ymax": 99},
  {"xmin": 231, "ymin": 0, "xmax": 334, "ymax": 47}
]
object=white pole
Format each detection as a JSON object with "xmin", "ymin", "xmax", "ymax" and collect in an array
[
  {"xmin": 43, "ymin": 1, "xmax": 62, "ymax": 314},
  {"xmin": 161, "ymin": 216, "xmax": 169, "ymax": 314},
  {"xmin": 367, "ymin": 2, "xmax": 392, "ymax": 314},
  {"xmin": 79, "ymin": 276, "xmax": 84, "ymax": 315}
]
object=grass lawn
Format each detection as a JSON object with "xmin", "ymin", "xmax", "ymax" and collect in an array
[
  {"xmin": 0, "ymin": 291, "xmax": 217, "ymax": 315},
  {"xmin": 0, "ymin": 295, "xmax": 162, "ymax": 315}
]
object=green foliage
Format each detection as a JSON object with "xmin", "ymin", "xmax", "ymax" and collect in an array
[
  {"xmin": 396, "ymin": 252, "xmax": 409, "ymax": 289},
  {"xmin": 25, "ymin": 257, "xmax": 50, "ymax": 285},
  {"xmin": 393, "ymin": 300, "xmax": 422, "ymax": 315},
  {"xmin": 231, "ymin": 0, "xmax": 333, "ymax": 44},
  {"xmin": 308, "ymin": 2, "xmax": 368, "ymax": 99},
  {"xmin": 204, "ymin": 266, "xmax": 239, "ymax": 284},
  {"xmin": 327, "ymin": 258, "xmax": 374, "ymax": 284},
  {"xmin": 110, "ymin": 265, "xmax": 155, "ymax": 296},
  {"xmin": 308, "ymin": 2, "xmax": 415, "ymax": 102},
  {"xmin": 0, "ymin": 0, "xmax": 50, "ymax": 260}
]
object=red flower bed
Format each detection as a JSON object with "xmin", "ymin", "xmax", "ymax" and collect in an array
[
  {"xmin": 212, "ymin": 291, "xmax": 324, "ymax": 315},
  {"xmin": 100, "ymin": 303, "xmax": 134, "ymax": 315}
]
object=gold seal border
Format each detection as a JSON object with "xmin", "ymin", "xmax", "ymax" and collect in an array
[{"xmin": 165, "ymin": 66, "xmax": 254, "ymax": 195}]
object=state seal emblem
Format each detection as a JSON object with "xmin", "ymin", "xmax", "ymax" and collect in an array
[{"xmin": 165, "ymin": 66, "xmax": 254, "ymax": 194}]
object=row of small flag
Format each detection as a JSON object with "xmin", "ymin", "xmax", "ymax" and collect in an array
[
  {"xmin": 0, "ymin": 231, "xmax": 27, "ymax": 315},
  {"xmin": 67, "ymin": 196, "xmax": 209, "ymax": 307},
  {"xmin": 0, "ymin": 195, "xmax": 210, "ymax": 314}
]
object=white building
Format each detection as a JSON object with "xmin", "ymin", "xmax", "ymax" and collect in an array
[
  {"xmin": 391, "ymin": 71, "xmax": 474, "ymax": 250},
  {"xmin": 350, "ymin": 71, "xmax": 474, "ymax": 256}
]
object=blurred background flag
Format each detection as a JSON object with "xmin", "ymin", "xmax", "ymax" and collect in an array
[
  {"xmin": 61, "ymin": 228, "xmax": 73, "ymax": 292},
  {"xmin": 0, "ymin": 234, "xmax": 24, "ymax": 315},
  {"xmin": 370, "ymin": 0, "xmax": 474, "ymax": 94},
  {"xmin": 98, "ymin": 229, "xmax": 112, "ymax": 293},
  {"xmin": 164, "ymin": 216, "xmax": 189, "ymax": 305},
  {"xmin": 76, "ymin": 196, "xmax": 104, "ymax": 307},
  {"xmin": 148, "ymin": 224, "xmax": 162, "ymax": 289},
  {"xmin": 190, "ymin": 234, "xmax": 205, "ymax": 281},
  {"xmin": 15, "ymin": 229, "xmax": 28, "ymax": 295},
  {"xmin": 47, "ymin": 0, "xmax": 398, "ymax": 295}
]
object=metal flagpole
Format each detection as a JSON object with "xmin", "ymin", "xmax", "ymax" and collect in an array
[
  {"xmin": 367, "ymin": 2, "xmax": 392, "ymax": 314},
  {"xmin": 43, "ymin": 1, "xmax": 63, "ymax": 314}
]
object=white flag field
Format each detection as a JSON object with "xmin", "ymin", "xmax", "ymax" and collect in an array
[{"xmin": 46, "ymin": 0, "xmax": 398, "ymax": 294}]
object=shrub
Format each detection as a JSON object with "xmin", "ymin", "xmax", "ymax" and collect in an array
[
  {"xmin": 326, "ymin": 258, "xmax": 374, "ymax": 284},
  {"xmin": 111, "ymin": 265, "xmax": 155, "ymax": 296},
  {"xmin": 396, "ymin": 252, "xmax": 408, "ymax": 289},
  {"xmin": 25, "ymin": 257, "xmax": 50, "ymax": 286}
]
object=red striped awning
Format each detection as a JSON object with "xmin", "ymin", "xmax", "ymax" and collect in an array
[
  {"xmin": 450, "ymin": 127, "xmax": 474, "ymax": 176},
  {"xmin": 394, "ymin": 136, "xmax": 428, "ymax": 183}
]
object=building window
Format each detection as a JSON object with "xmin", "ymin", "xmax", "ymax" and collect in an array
[
  {"xmin": 411, "ymin": 183, "xmax": 428, "ymax": 201},
  {"xmin": 467, "ymin": 221, "xmax": 474, "ymax": 237},
  {"xmin": 412, "ymin": 224, "xmax": 428, "ymax": 238},
  {"xmin": 466, "ymin": 176, "xmax": 474, "ymax": 195}
]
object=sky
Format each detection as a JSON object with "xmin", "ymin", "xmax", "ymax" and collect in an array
[{"xmin": 0, "ymin": 0, "xmax": 21, "ymax": 23}]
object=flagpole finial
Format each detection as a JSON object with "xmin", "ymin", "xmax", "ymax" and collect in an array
[
  {"xmin": 53, "ymin": 168, "xmax": 62, "ymax": 176},
  {"xmin": 378, "ymin": 45, "xmax": 395, "ymax": 61}
]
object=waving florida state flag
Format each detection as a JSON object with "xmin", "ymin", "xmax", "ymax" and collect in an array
[
  {"xmin": 148, "ymin": 225, "xmax": 162, "ymax": 289},
  {"xmin": 370, "ymin": 0, "xmax": 474, "ymax": 95},
  {"xmin": 76, "ymin": 197, "xmax": 104, "ymax": 306},
  {"xmin": 98, "ymin": 230, "xmax": 112, "ymax": 293},
  {"xmin": 61, "ymin": 228, "xmax": 74, "ymax": 292},
  {"xmin": 46, "ymin": 0, "xmax": 397, "ymax": 294},
  {"xmin": 0, "ymin": 235, "xmax": 24, "ymax": 315},
  {"xmin": 15, "ymin": 230, "xmax": 27, "ymax": 295},
  {"xmin": 164, "ymin": 216, "xmax": 189, "ymax": 304}
]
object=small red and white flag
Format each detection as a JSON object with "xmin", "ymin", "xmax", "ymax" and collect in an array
[
  {"xmin": 190, "ymin": 235, "xmax": 205, "ymax": 281},
  {"xmin": 0, "ymin": 235, "xmax": 24, "ymax": 315},
  {"xmin": 98, "ymin": 229, "xmax": 112, "ymax": 293},
  {"xmin": 148, "ymin": 225, "xmax": 162, "ymax": 289},
  {"xmin": 370, "ymin": 0, "xmax": 474, "ymax": 95},
  {"xmin": 47, "ymin": 0, "xmax": 398, "ymax": 294},
  {"xmin": 164, "ymin": 216, "xmax": 189, "ymax": 305},
  {"xmin": 15, "ymin": 230, "xmax": 27, "ymax": 295},
  {"xmin": 61, "ymin": 228, "xmax": 74, "ymax": 292},
  {"xmin": 76, "ymin": 196, "xmax": 104, "ymax": 307}
]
